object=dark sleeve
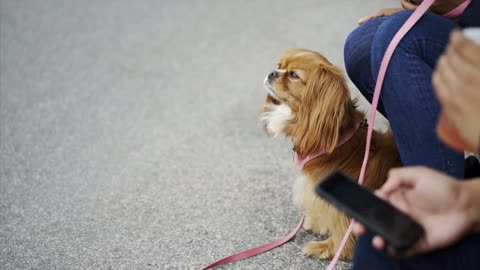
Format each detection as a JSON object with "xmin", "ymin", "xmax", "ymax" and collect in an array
[{"xmin": 460, "ymin": 0, "xmax": 480, "ymax": 28}]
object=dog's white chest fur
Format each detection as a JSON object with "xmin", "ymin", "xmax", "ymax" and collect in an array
[
  {"xmin": 260, "ymin": 104, "xmax": 292, "ymax": 137},
  {"xmin": 293, "ymin": 172, "xmax": 330, "ymax": 234},
  {"xmin": 293, "ymin": 173, "xmax": 314, "ymax": 211}
]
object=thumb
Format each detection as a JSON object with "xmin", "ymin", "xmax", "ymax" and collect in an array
[
  {"xmin": 358, "ymin": 16, "xmax": 372, "ymax": 25},
  {"xmin": 380, "ymin": 167, "xmax": 421, "ymax": 195}
]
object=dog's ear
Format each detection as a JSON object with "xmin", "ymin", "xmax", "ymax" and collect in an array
[{"xmin": 294, "ymin": 64, "xmax": 354, "ymax": 157}]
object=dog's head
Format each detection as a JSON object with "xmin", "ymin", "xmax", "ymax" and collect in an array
[{"xmin": 260, "ymin": 48, "xmax": 357, "ymax": 158}]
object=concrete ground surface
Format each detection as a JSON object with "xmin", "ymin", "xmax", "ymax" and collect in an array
[{"xmin": 0, "ymin": 0, "xmax": 391, "ymax": 269}]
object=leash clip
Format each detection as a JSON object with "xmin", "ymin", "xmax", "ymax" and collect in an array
[{"xmin": 361, "ymin": 119, "xmax": 369, "ymax": 128}]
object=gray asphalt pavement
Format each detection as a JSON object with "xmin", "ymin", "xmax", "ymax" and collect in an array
[{"xmin": 1, "ymin": 1, "xmax": 388, "ymax": 269}]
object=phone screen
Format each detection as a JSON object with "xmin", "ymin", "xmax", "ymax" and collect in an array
[{"xmin": 316, "ymin": 171, "xmax": 424, "ymax": 250}]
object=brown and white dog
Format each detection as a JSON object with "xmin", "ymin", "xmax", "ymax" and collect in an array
[{"xmin": 260, "ymin": 48, "xmax": 402, "ymax": 259}]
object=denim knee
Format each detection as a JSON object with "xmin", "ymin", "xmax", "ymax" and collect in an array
[
  {"xmin": 343, "ymin": 25, "xmax": 365, "ymax": 81},
  {"xmin": 344, "ymin": 18, "xmax": 383, "ymax": 85},
  {"xmin": 371, "ymin": 10, "xmax": 456, "ymax": 76},
  {"xmin": 344, "ymin": 17, "xmax": 385, "ymax": 104},
  {"xmin": 371, "ymin": 10, "xmax": 414, "ymax": 76}
]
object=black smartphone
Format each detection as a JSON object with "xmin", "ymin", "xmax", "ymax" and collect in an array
[{"xmin": 315, "ymin": 171, "xmax": 424, "ymax": 251}]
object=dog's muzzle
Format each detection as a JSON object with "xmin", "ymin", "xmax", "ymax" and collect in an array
[{"xmin": 264, "ymin": 70, "xmax": 280, "ymax": 99}]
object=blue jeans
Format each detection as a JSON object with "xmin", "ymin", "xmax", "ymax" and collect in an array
[
  {"xmin": 344, "ymin": 11, "xmax": 480, "ymax": 270},
  {"xmin": 353, "ymin": 233, "xmax": 480, "ymax": 270},
  {"xmin": 344, "ymin": 10, "xmax": 464, "ymax": 178}
]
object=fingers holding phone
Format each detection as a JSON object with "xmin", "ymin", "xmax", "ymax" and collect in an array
[
  {"xmin": 316, "ymin": 172, "xmax": 424, "ymax": 251},
  {"xmin": 354, "ymin": 167, "xmax": 475, "ymax": 256}
]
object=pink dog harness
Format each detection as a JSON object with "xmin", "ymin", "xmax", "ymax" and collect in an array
[
  {"xmin": 294, "ymin": 120, "xmax": 363, "ymax": 170},
  {"xmin": 202, "ymin": 1, "xmax": 471, "ymax": 269}
]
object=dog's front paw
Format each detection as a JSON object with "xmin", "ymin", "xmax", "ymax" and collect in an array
[{"xmin": 303, "ymin": 240, "xmax": 334, "ymax": 259}]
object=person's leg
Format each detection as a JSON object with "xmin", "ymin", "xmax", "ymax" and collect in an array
[
  {"xmin": 370, "ymin": 11, "xmax": 464, "ymax": 178},
  {"xmin": 352, "ymin": 233, "xmax": 480, "ymax": 270},
  {"xmin": 406, "ymin": 234, "xmax": 480, "ymax": 270},
  {"xmin": 347, "ymin": 11, "xmax": 474, "ymax": 270},
  {"xmin": 351, "ymin": 233, "xmax": 401, "ymax": 270},
  {"xmin": 344, "ymin": 17, "xmax": 387, "ymax": 115}
]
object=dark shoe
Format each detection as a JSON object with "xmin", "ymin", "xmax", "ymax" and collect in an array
[{"xmin": 465, "ymin": 155, "xmax": 480, "ymax": 179}]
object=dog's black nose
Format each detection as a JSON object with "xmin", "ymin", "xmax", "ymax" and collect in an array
[{"xmin": 268, "ymin": 71, "xmax": 279, "ymax": 80}]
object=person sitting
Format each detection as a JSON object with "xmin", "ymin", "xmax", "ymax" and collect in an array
[{"xmin": 343, "ymin": 0, "xmax": 480, "ymax": 269}]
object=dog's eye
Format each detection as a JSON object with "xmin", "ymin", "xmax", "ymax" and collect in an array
[
  {"xmin": 277, "ymin": 63, "xmax": 281, "ymax": 69},
  {"xmin": 289, "ymin": 71, "xmax": 299, "ymax": 79}
]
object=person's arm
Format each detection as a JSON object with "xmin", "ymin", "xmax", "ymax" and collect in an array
[{"xmin": 352, "ymin": 167, "xmax": 480, "ymax": 256}]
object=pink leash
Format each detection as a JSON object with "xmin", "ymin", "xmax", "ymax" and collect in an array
[
  {"xmin": 202, "ymin": 216, "xmax": 305, "ymax": 269},
  {"xmin": 202, "ymin": 1, "xmax": 470, "ymax": 269}
]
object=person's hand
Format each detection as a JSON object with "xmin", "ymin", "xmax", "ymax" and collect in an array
[
  {"xmin": 352, "ymin": 167, "xmax": 474, "ymax": 256},
  {"xmin": 400, "ymin": 0, "xmax": 421, "ymax": 10},
  {"xmin": 357, "ymin": 8, "xmax": 404, "ymax": 25},
  {"xmin": 401, "ymin": 0, "xmax": 468, "ymax": 15},
  {"xmin": 357, "ymin": 0, "xmax": 468, "ymax": 25},
  {"xmin": 433, "ymin": 30, "xmax": 480, "ymax": 153}
]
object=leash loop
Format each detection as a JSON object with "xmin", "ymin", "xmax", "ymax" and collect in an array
[{"xmin": 202, "ymin": 216, "xmax": 304, "ymax": 269}]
